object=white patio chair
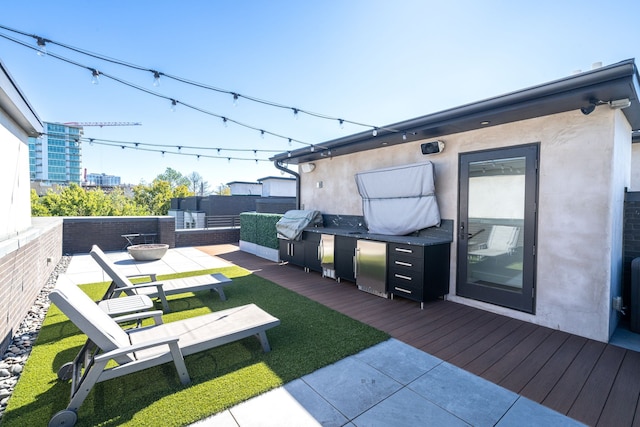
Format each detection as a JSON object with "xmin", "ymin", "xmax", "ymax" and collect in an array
[
  {"xmin": 90, "ymin": 245, "xmax": 233, "ymax": 312},
  {"xmin": 468, "ymin": 225, "xmax": 520, "ymax": 258},
  {"xmin": 47, "ymin": 279, "xmax": 280, "ymax": 427}
]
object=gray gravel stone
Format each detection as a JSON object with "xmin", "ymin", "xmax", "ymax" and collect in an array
[{"xmin": 0, "ymin": 255, "xmax": 70, "ymax": 420}]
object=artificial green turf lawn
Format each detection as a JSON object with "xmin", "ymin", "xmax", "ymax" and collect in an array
[{"xmin": 1, "ymin": 266, "xmax": 389, "ymax": 426}]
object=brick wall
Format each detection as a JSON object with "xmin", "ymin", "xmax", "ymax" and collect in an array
[
  {"xmin": 0, "ymin": 219, "xmax": 62, "ymax": 354},
  {"xmin": 624, "ymin": 192, "xmax": 640, "ymax": 313},
  {"xmin": 174, "ymin": 228, "xmax": 240, "ymax": 247},
  {"xmin": 63, "ymin": 216, "xmax": 175, "ymax": 253}
]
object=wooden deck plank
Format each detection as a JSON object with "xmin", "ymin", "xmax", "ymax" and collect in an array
[
  {"xmin": 498, "ymin": 330, "xmax": 570, "ymax": 393},
  {"xmin": 480, "ymin": 326, "xmax": 553, "ymax": 384},
  {"xmin": 542, "ymin": 339, "xmax": 606, "ymax": 415},
  {"xmin": 428, "ymin": 314, "xmax": 508, "ymax": 360},
  {"xmin": 198, "ymin": 245, "xmax": 640, "ymax": 427},
  {"xmin": 567, "ymin": 345, "xmax": 626, "ymax": 426},
  {"xmin": 464, "ymin": 321, "xmax": 538, "ymax": 377},
  {"xmin": 447, "ymin": 317, "xmax": 525, "ymax": 368},
  {"xmin": 520, "ymin": 334, "xmax": 587, "ymax": 403},
  {"xmin": 597, "ymin": 350, "xmax": 640, "ymax": 427}
]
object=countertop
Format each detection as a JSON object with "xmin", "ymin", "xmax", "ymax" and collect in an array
[{"xmin": 303, "ymin": 219, "xmax": 453, "ymax": 246}]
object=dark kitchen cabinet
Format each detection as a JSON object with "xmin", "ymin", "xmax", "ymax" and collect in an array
[
  {"xmin": 302, "ymin": 232, "xmax": 322, "ymax": 272},
  {"xmin": 387, "ymin": 242, "xmax": 450, "ymax": 308},
  {"xmin": 279, "ymin": 239, "xmax": 305, "ymax": 267},
  {"xmin": 335, "ymin": 235, "xmax": 357, "ymax": 282}
]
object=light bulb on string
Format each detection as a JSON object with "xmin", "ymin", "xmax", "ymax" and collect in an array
[
  {"xmin": 89, "ymin": 138, "xmax": 94, "ymax": 146},
  {"xmin": 222, "ymin": 117, "xmax": 228, "ymax": 127},
  {"xmin": 260, "ymin": 130, "xmax": 265, "ymax": 139},
  {"xmin": 338, "ymin": 119, "xmax": 344, "ymax": 129},
  {"xmin": 91, "ymin": 69, "xmax": 100, "ymax": 85},
  {"xmin": 217, "ymin": 148, "xmax": 221, "ymax": 154},
  {"xmin": 253, "ymin": 150, "xmax": 257, "ymax": 157},
  {"xmin": 196, "ymin": 155, "xmax": 200, "ymax": 161},
  {"xmin": 161, "ymin": 151, "xmax": 165, "ymax": 157},
  {"xmin": 227, "ymin": 157, "xmax": 231, "ymax": 163},
  {"xmin": 372, "ymin": 127, "xmax": 378, "ymax": 137},
  {"xmin": 310, "ymin": 145, "xmax": 315, "ymax": 152},
  {"xmin": 36, "ymin": 37, "xmax": 47, "ymax": 56},
  {"xmin": 232, "ymin": 93, "xmax": 239, "ymax": 107},
  {"xmin": 170, "ymin": 99, "xmax": 177, "ymax": 112},
  {"xmin": 177, "ymin": 146, "xmax": 182, "ymax": 152},
  {"xmin": 152, "ymin": 71, "xmax": 161, "ymax": 87},
  {"xmin": 288, "ymin": 138, "xmax": 292, "ymax": 146},
  {"xmin": 402, "ymin": 132, "xmax": 407, "ymax": 141},
  {"xmin": 292, "ymin": 108, "xmax": 299, "ymax": 120}
]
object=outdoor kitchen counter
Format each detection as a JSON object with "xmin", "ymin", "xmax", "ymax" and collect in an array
[{"xmin": 303, "ymin": 219, "xmax": 453, "ymax": 246}]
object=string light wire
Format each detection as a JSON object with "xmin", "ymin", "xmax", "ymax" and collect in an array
[{"xmin": 0, "ymin": 23, "xmax": 400, "ymax": 134}]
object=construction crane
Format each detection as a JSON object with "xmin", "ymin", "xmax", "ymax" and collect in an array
[{"xmin": 63, "ymin": 122, "xmax": 142, "ymax": 127}]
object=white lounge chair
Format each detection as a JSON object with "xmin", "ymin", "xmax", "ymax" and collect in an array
[
  {"xmin": 47, "ymin": 279, "xmax": 280, "ymax": 427},
  {"xmin": 90, "ymin": 245, "xmax": 233, "ymax": 312},
  {"xmin": 468, "ymin": 225, "xmax": 520, "ymax": 258}
]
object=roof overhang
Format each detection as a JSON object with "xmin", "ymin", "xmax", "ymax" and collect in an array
[
  {"xmin": 272, "ymin": 59, "xmax": 640, "ymax": 164},
  {"xmin": 0, "ymin": 59, "xmax": 42, "ymax": 137}
]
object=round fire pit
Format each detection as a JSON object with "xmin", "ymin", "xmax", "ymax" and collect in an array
[{"xmin": 127, "ymin": 244, "xmax": 169, "ymax": 261}]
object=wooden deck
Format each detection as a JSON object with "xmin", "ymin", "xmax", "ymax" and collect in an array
[{"xmin": 198, "ymin": 244, "xmax": 640, "ymax": 427}]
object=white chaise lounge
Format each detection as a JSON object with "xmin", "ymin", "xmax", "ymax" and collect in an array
[
  {"xmin": 47, "ymin": 279, "xmax": 280, "ymax": 427},
  {"xmin": 90, "ymin": 245, "xmax": 233, "ymax": 312}
]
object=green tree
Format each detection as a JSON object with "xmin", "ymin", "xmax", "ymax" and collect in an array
[
  {"xmin": 156, "ymin": 167, "xmax": 190, "ymax": 189},
  {"xmin": 30, "ymin": 189, "xmax": 50, "ymax": 216},
  {"xmin": 133, "ymin": 179, "xmax": 192, "ymax": 215}
]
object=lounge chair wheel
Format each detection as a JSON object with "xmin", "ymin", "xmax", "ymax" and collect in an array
[
  {"xmin": 48, "ymin": 409, "xmax": 77, "ymax": 427},
  {"xmin": 57, "ymin": 362, "xmax": 74, "ymax": 381}
]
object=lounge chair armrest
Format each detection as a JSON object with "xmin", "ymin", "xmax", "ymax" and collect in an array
[
  {"xmin": 112, "ymin": 310, "xmax": 164, "ymax": 325},
  {"xmin": 126, "ymin": 273, "xmax": 158, "ymax": 282},
  {"xmin": 94, "ymin": 335, "xmax": 181, "ymax": 362}
]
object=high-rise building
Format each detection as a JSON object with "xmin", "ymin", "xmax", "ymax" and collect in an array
[{"xmin": 28, "ymin": 122, "xmax": 82, "ymax": 184}]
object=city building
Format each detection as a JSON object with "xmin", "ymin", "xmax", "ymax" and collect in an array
[
  {"xmin": 85, "ymin": 171, "xmax": 121, "ymax": 186},
  {"xmin": 28, "ymin": 122, "xmax": 82, "ymax": 184}
]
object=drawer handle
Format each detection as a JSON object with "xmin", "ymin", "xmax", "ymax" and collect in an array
[
  {"xmin": 394, "ymin": 261, "xmax": 413, "ymax": 267},
  {"xmin": 395, "ymin": 248, "xmax": 413, "ymax": 254},
  {"xmin": 394, "ymin": 287, "xmax": 412, "ymax": 294},
  {"xmin": 394, "ymin": 274, "xmax": 412, "ymax": 281}
]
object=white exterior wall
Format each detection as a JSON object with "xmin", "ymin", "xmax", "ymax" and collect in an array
[
  {"xmin": 299, "ymin": 107, "xmax": 629, "ymax": 342},
  {"xmin": 260, "ymin": 178, "xmax": 295, "ymax": 197},
  {"xmin": 0, "ymin": 114, "xmax": 32, "ymax": 241},
  {"xmin": 228, "ymin": 182, "xmax": 262, "ymax": 195}
]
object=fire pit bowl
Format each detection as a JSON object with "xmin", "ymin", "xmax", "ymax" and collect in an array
[{"xmin": 127, "ymin": 244, "xmax": 169, "ymax": 261}]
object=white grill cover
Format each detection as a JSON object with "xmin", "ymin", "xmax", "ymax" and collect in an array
[
  {"xmin": 276, "ymin": 210, "xmax": 323, "ymax": 240},
  {"xmin": 355, "ymin": 162, "xmax": 440, "ymax": 235}
]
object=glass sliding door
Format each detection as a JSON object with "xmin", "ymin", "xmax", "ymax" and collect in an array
[{"xmin": 457, "ymin": 144, "xmax": 538, "ymax": 313}]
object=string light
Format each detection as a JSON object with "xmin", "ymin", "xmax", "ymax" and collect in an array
[
  {"xmin": 36, "ymin": 36, "xmax": 46, "ymax": 56},
  {"xmin": 0, "ymin": 24, "xmax": 401, "ymax": 135},
  {"xmin": 170, "ymin": 99, "xmax": 177, "ymax": 112},
  {"xmin": 402, "ymin": 132, "xmax": 407, "ymax": 140},
  {"xmin": 372, "ymin": 127, "xmax": 378, "ymax": 137},
  {"xmin": 338, "ymin": 119, "xmax": 344, "ymax": 129},
  {"xmin": 91, "ymin": 69, "xmax": 100, "ymax": 85},
  {"xmin": 292, "ymin": 108, "xmax": 299, "ymax": 119},
  {"xmin": 152, "ymin": 70, "xmax": 161, "ymax": 87}
]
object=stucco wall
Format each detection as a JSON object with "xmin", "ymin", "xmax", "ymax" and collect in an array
[
  {"xmin": 299, "ymin": 107, "xmax": 629, "ymax": 342},
  {"xmin": 0, "ymin": 115, "xmax": 32, "ymax": 240}
]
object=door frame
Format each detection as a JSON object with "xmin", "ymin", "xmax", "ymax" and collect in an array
[{"xmin": 456, "ymin": 143, "xmax": 539, "ymax": 314}]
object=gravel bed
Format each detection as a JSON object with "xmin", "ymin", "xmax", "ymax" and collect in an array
[{"xmin": 0, "ymin": 255, "xmax": 70, "ymax": 421}]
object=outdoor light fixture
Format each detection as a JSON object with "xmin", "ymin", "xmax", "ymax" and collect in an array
[
  {"xmin": 580, "ymin": 98, "xmax": 599, "ymax": 115},
  {"xmin": 301, "ymin": 163, "xmax": 316, "ymax": 173},
  {"xmin": 421, "ymin": 140, "xmax": 445, "ymax": 155},
  {"xmin": 609, "ymin": 98, "xmax": 631, "ymax": 109}
]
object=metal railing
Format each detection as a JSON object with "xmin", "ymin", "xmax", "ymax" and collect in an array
[{"xmin": 204, "ymin": 215, "xmax": 241, "ymax": 229}]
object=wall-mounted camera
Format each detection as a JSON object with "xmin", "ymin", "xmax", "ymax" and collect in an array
[{"xmin": 421, "ymin": 140, "xmax": 445, "ymax": 155}]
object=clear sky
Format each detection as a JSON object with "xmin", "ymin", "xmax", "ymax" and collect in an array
[{"xmin": 1, "ymin": 1, "xmax": 639, "ymax": 190}]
